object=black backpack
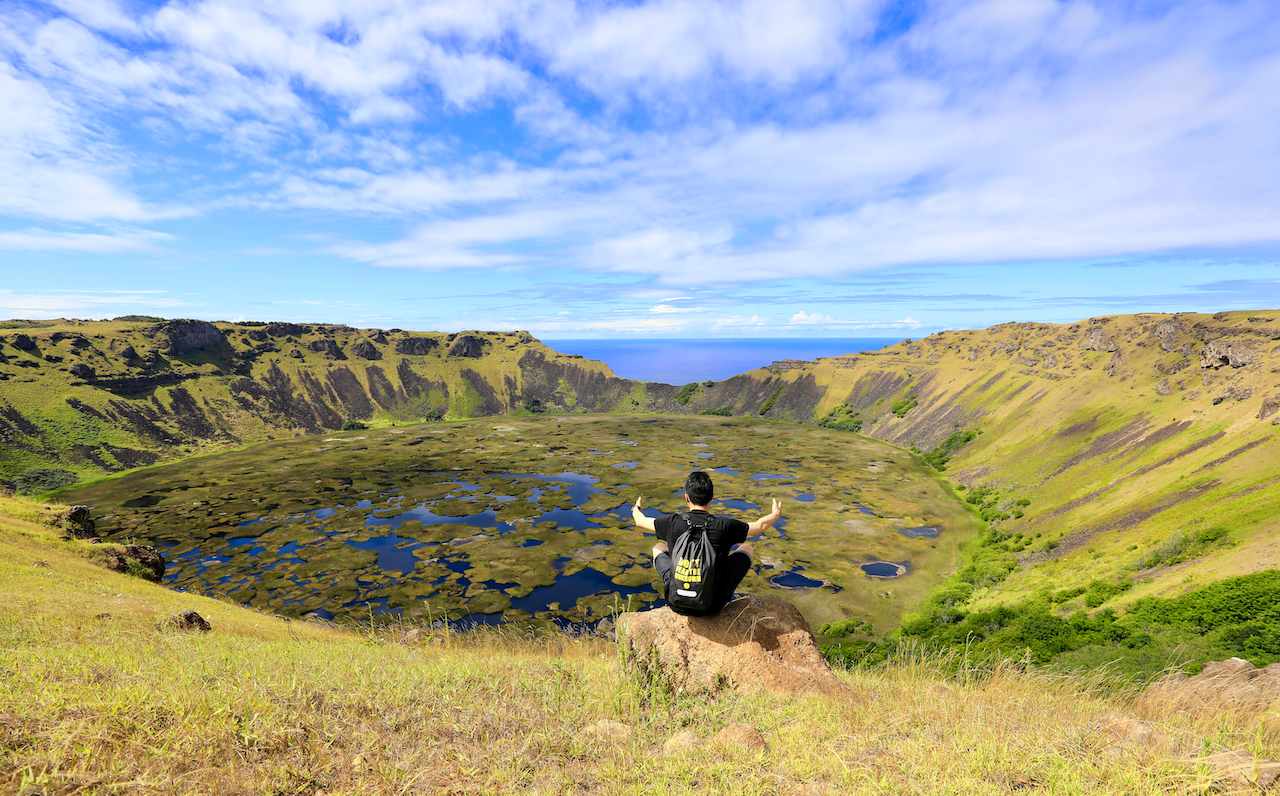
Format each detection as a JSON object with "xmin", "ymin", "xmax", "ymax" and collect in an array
[{"xmin": 667, "ymin": 512, "xmax": 717, "ymax": 613}]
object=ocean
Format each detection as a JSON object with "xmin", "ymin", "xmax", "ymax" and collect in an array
[{"xmin": 539, "ymin": 338, "xmax": 905, "ymax": 385}]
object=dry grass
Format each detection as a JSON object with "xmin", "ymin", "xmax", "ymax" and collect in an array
[{"xmin": 1, "ymin": 498, "xmax": 1274, "ymax": 795}]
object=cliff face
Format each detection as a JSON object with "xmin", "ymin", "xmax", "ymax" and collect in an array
[{"xmin": 2, "ymin": 309, "xmax": 1278, "ymax": 613}]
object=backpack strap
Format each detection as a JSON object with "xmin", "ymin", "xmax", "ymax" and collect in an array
[{"xmin": 681, "ymin": 511, "xmax": 710, "ymax": 531}]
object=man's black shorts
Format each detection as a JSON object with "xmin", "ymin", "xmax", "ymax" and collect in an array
[{"xmin": 654, "ymin": 549, "xmax": 753, "ymax": 616}]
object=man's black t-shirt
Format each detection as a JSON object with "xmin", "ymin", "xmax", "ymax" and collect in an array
[{"xmin": 654, "ymin": 509, "xmax": 748, "ymax": 556}]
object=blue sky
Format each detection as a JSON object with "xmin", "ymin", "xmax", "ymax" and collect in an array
[{"xmin": 1, "ymin": 0, "xmax": 1278, "ymax": 338}]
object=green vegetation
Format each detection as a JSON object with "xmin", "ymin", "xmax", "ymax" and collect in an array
[
  {"xmin": 14, "ymin": 467, "xmax": 79, "ymax": 495},
  {"xmin": 819, "ymin": 616, "xmax": 872, "ymax": 637},
  {"xmin": 341, "ymin": 420, "xmax": 369, "ymax": 431},
  {"xmin": 758, "ymin": 384, "xmax": 785, "ymax": 415},
  {"xmin": 919, "ymin": 429, "xmax": 980, "ymax": 471},
  {"xmin": 699, "ymin": 406, "xmax": 733, "ymax": 416},
  {"xmin": 819, "ymin": 402, "xmax": 863, "ymax": 432},
  {"xmin": 890, "ymin": 395, "xmax": 918, "ymax": 418},
  {"xmin": 523, "ymin": 398, "xmax": 548, "ymax": 414},
  {"xmin": 1136, "ymin": 524, "xmax": 1236, "ymax": 570},
  {"xmin": 674, "ymin": 383, "xmax": 699, "ymax": 405},
  {"xmin": 112, "ymin": 314, "xmax": 166, "ymax": 322}
]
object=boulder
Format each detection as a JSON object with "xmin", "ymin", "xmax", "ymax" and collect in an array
[
  {"xmin": 1201, "ymin": 339, "xmax": 1254, "ymax": 369},
  {"xmin": 712, "ymin": 723, "xmax": 768, "ymax": 751},
  {"xmin": 1186, "ymin": 750, "xmax": 1280, "ymax": 793},
  {"xmin": 62, "ymin": 505, "xmax": 97, "ymax": 538},
  {"xmin": 663, "ymin": 730, "xmax": 702, "ymax": 755},
  {"xmin": 1259, "ymin": 395, "xmax": 1280, "ymax": 421},
  {"xmin": 155, "ymin": 319, "xmax": 224, "ymax": 355},
  {"xmin": 168, "ymin": 609, "xmax": 211, "ymax": 632},
  {"xmin": 1136, "ymin": 658, "xmax": 1280, "ymax": 722},
  {"xmin": 118, "ymin": 344, "xmax": 138, "ymax": 361},
  {"xmin": 351, "ymin": 339, "xmax": 381, "ymax": 360},
  {"xmin": 577, "ymin": 719, "xmax": 632, "ymax": 743},
  {"xmin": 617, "ymin": 595, "xmax": 848, "ymax": 696},
  {"xmin": 103, "ymin": 544, "xmax": 165, "ymax": 582},
  {"xmin": 69, "ymin": 363, "xmax": 96, "ymax": 380},
  {"xmin": 369, "ymin": 330, "xmax": 388, "ymax": 345},
  {"xmin": 395, "ymin": 336, "xmax": 438, "ymax": 356}
]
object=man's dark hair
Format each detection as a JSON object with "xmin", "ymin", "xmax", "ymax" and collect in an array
[{"xmin": 684, "ymin": 471, "xmax": 714, "ymax": 506}]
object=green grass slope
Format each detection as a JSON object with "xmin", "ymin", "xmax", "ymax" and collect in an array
[{"xmin": 2, "ymin": 495, "xmax": 1274, "ymax": 795}]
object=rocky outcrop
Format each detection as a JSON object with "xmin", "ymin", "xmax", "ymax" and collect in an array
[
  {"xmin": 1151, "ymin": 319, "xmax": 1183, "ymax": 351},
  {"xmin": 155, "ymin": 320, "xmax": 224, "ymax": 356},
  {"xmin": 369, "ymin": 330, "xmax": 388, "ymax": 345},
  {"xmin": 617, "ymin": 595, "xmax": 847, "ymax": 696},
  {"xmin": 1136, "ymin": 658, "xmax": 1280, "ymax": 721},
  {"xmin": 395, "ymin": 336, "xmax": 438, "ymax": 356},
  {"xmin": 307, "ymin": 339, "xmax": 346, "ymax": 359},
  {"xmin": 1201, "ymin": 339, "xmax": 1254, "ymax": 369},
  {"xmin": 62, "ymin": 505, "xmax": 97, "ymax": 539},
  {"xmin": 8, "ymin": 334, "xmax": 37, "ymax": 351},
  {"xmin": 1081, "ymin": 326, "xmax": 1117, "ymax": 352},
  {"xmin": 266, "ymin": 322, "xmax": 309, "ymax": 337},
  {"xmin": 448, "ymin": 334, "xmax": 488, "ymax": 358},
  {"xmin": 103, "ymin": 544, "xmax": 165, "ymax": 582},
  {"xmin": 69, "ymin": 363, "xmax": 96, "ymax": 380},
  {"xmin": 351, "ymin": 339, "xmax": 381, "ymax": 360}
]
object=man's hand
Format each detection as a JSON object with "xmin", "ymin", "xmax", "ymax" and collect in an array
[
  {"xmin": 747, "ymin": 498, "xmax": 783, "ymax": 536},
  {"xmin": 632, "ymin": 496, "xmax": 656, "ymax": 531}
]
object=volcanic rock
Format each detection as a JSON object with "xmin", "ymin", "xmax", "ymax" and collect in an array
[
  {"xmin": 118, "ymin": 344, "xmax": 138, "ymax": 360},
  {"xmin": 103, "ymin": 544, "xmax": 165, "ymax": 582},
  {"xmin": 395, "ymin": 336, "xmax": 438, "ymax": 356},
  {"xmin": 1081, "ymin": 326, "xmax": 1117, "ymax": 352},
  {"xmin": 369, "ymin": 330, "xmax": 388, "ymax": 344},
  {"xmin": 1201, "ymin": 339, "xmax": 1254, "ymax": 369},
  {"xmin": 155, "ymin": 319, "xmax": 225, "ymax": 355},
  {"xmin": 307, "ymin": 339, "xmax": 346, "ymax": 359},
  {"xmin": 617, "ymin": 594, "xmax": 847, "ymax": 696},
  {"xmin": 9, "ymin": 334, "xmax": 37, "ymax": 351},
  {"xmin": 351, "ymin": 339, "xmax": 381, "ymax": 360},
  {"xmin": 62, "ymin": 505, "xmax": 96, "ymax": 538},
  {"xmin": 1136, "ymin": 658, "xmax": 1280, "ymax": 722},
  {"xmin": 1259, "ymin": 395, "xmax": 1280, "ymax": 421},
  {"xmin": 69, "ymin": 363, "xmax": 96, "ymax": 380},
  {"xmin": 266, "ymin": 322, "xmax": 309, "ymax": 337},
  {"xmin": 1151, "ymin": 319, "xmax": 1183, "ymax": 351},
  {"xmin": 448, "ymin": 334, "xmax": 488, "ymax": 358},
  {"xmin": 168, "ymin": 609, "xmax": 211, "ymax": 632}
]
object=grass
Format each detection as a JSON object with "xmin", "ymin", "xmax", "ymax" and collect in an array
[{"xmin": 4, "ymin": 495, "xmax": 1280, "ymax": 795}]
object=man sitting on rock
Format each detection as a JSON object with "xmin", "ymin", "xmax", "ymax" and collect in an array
[{"xmin": 632, "ymin": 471, "xmax": 783, "ymax": 616}]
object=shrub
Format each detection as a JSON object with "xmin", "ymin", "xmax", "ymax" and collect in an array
[
  {"xmin": 758, "ymin": 385, "xmax": 785, "ymax": 416},
  {"xmin": 341, "ymin": 420, "xmax": 369, "ymax": 431},
  {"xmin": 1137, "ymin": 524, "xmax": 1236, "ymax": 569},
  {"xmin": 920, "ymin": 429, "xmax": 980, "ymax": 471},
  {"xmin": 699, "ymin": 407, "xmax": 732, "ymax": 416},
  {"xmin": 830, "ymin": 418, "xmax": 863, "ymax": 433},
  {"xmin": 523, "ymin": 398, "xmax": 546, "ymax": 414},
  {"xmin": 674, "ymin": 383, "xmax": 699, "ymax": 405},
  {"xmin": 1084, "ymin": 579, "xmax": 1133, "ymax": 608},
  {"xmin": 819, "ymin": 617, "xmax": 872, "ymax": 637},
  {"xmin": 890, "ymin": 395, "xmax": 918, "ymax": 418},
  {"xmin": 14, "ymin": 468, "xmax": 80, "ymax": 495},
  {"xmin": 422, "ymin": 410, "xmax": 443, "ymax": 422}
]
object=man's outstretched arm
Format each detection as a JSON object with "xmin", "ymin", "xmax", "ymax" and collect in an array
[
  {"xmin": 632, "ymin": 496, "xmax": 657, "ymax": 532},
  {"xmin": 746, "ymin": 498, "xmax": 783, "ymax": 535}
]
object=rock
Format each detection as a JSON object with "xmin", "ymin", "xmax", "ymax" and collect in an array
[
  {"xmin": 307, "ymin": 339, "xmax": 346, "ymax": 359},
  {"xmin": 9, "ymin": 334, "xmax": 37, "ymax": 351},
  {"xmin": 246, "ymin": 329, "xmax": 268, "ymax": 342},
  {"xmin": 712, "ymin": 723, "xmax": 767, "ymax": 752},
  {"xmin": 369, "ymin": 330, "xmax": 388, "ymax": 345},
  {"xmin": 1259, "ymin": 395, "xmax": 1280, "ymax": 421},
  {"xmin": 118, "ymin": 344, "xmax": 138, "ymax": 360},
  {"xmin": 663, "ymin": 730, "xmax": 702, "ymax": 755},
  {"xmin": 1156, "ymin": 378, "xmax": 1172, "ymax": 396},
  {"xmin": 578, "ymin": 719, "xmax": 632, "ymax": 743},
  {"xmin": 288, "ymin": 348, "xmax": 303, "ymax": 359},
  {"xmin": 1154, "ymin": 358, "xmax": 1190, "ymax": 376},
  {"xmin": 266, "ymin": 322, "xmax": 309, "ymax": 337},
  {"xmin": 169, "ymin": 609, "xmax": 211, "ymax": 632},
  {"xmin": 103, "ymin": 545, "xmax": 165, "ymax": 582},
  {"xmin": 617, "ymin": 594, "xmax": 848, "ymax": 696},
  {"xmin": 448, "ymin": 334, "xmax": 488, "ymax": 358},
  {"xmin": 1081, "ymin": 326, "xmax": 1117, "ymax": 352},
  {"xmin": 1151, "ymin": 319, "xmax": 1183, "ymax": 351},
  {"xmin": 62, "ymin": 505, "xmax": 97, "ymax": 538},
  {"xmin": 1137, "ymin": 658, "xmax": 1280, "ymax": 722},
  {"xmin": 155, "ymin": 319, "xmax": 225, "ymax": 355},
  {"xmin": 69, "ymin": 363, "xmax": 95, "ymax": 380},
  {"xmin": 1189, "ymin": 750, "xmax": 1280, "ymax": 792},
  {"xmin": 1105, "ymin": 349, "xmax": 1125, "ymax": 376},
  {"xmin": 351, "ymin": 339, "xmax": 381, "ymax": 360},
  {"xmin": 1094, "ymin": 712, "xmax": 1168, "ymax": 754},
  {"xmin": 1201, "ymin": 339, "xmax": 1254, "ymax": 369},
  {"xmin": 395, "ymin": 336, "xmax": 438, "ymax": 356}
]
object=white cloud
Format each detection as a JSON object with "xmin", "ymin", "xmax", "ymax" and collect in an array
[
  {"xmin": 0, "ymin": 226, "xmax": 171, "ymax": 253},
  {"xmin": 0, "ymin": 289, "xmax": 188, "ymax": 319}
]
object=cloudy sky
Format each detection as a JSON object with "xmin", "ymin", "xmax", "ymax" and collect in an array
[{"xmin": 1, "ymin": 0, "xmax": 1278, "ymax": 337}]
